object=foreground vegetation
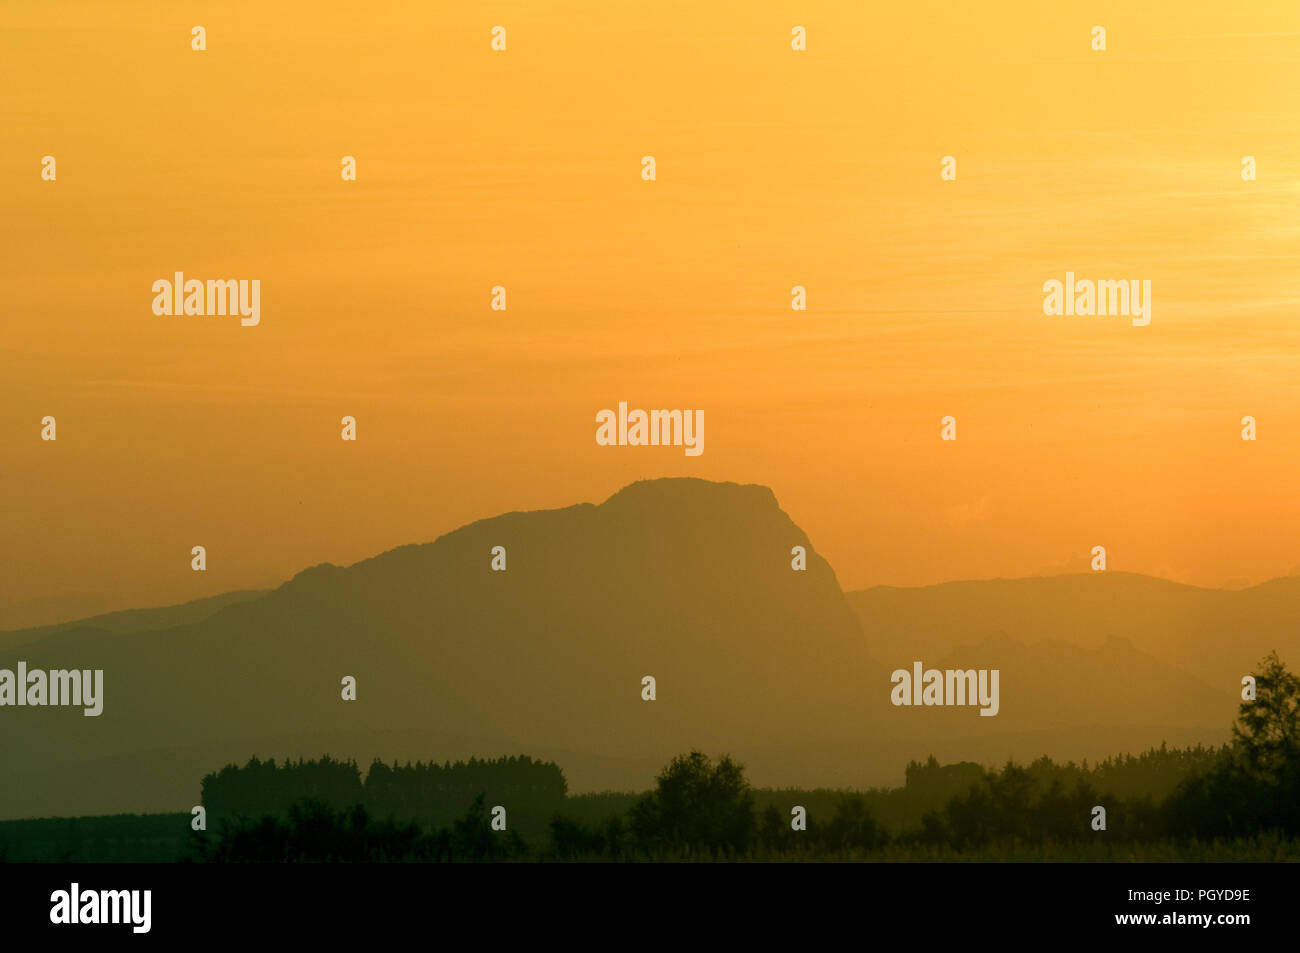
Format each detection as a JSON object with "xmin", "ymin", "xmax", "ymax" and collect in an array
[{"xmin": 3, "ymin": 652, "xmax": 1297, "ymax": 863}]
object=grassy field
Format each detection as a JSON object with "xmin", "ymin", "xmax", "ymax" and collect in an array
[{"xmin": 3, "ymin": 809, "xmax": 1297, "ymax": 863}]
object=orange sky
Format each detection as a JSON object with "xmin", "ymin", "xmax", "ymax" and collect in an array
[{"xmin": 4, "ymin": 1, "xmax": 1300, "ymax": 625}]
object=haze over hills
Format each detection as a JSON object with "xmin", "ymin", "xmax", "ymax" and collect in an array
[
  {"xmin": 846, "ymin": 573, "xmax": 1300, "ymax": 703},
  {"xmin": 0, "ymin": 592, "xmax": 116, "ymax": 634},
  {"xmin": 0, "ymin": 478, "xmax": 1293, "ymax": 820},
  {"xmin": 842, "ymin": 573, "xmax": 1300, "ymax": 772},
  {"xmin": 0, "ymin": 589, "xmax": 269, "ymax": 651}
]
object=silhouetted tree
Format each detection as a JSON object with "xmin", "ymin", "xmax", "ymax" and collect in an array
[
  {"xmin": 1161, "ymin": 652, "xmax": 1300, "ymax": 838},
  {"xmin": 549, "ymin": 816, "xmax": 605, "ymax": 859},
  {"xmin": 628, "ymin": 751, "xmax": 755, "ymax": 856},
  {"xmin": 819, "ymin": 793, "xmax": 887, "ymax": 851},
  {"xmin": 1234, "ymin": 651, "xmax": 1300, "ymax": 783},
  {"xmin": 449, "ymin": 793, "xmax": 527, "ymax": 861},
  {"xmin": 759, "ymin": 804, "xmax": 788, "ymax": 850}
]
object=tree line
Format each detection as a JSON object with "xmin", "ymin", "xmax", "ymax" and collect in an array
[
  {"xmin": 201, "ymin": 754, "xmax": 566, "ymax": 831},
  {"xmin": 192, "ymin": 651, "xmax": 1300, "ymax": 861}
]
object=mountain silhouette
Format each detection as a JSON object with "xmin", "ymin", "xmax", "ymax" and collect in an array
[
  {"xmin": 3, "ymin": 480, "xmax": 1296, "ymax": 820},
  {"xmin": 0, "ymin": 478, "xmax": 876, "ymax": 817}
]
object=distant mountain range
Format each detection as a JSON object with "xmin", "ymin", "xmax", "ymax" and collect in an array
[
  {"xmin": 847, "ymin": 571, "xmax": 1300, "ymax": 753},
  {"xmin": 0, "ymin": 478, "xmax": 1293, "ymax": 819}
]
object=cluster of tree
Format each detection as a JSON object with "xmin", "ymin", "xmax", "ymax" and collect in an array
[
  {"xmin": 904, "ymin": 741, "xmax": 1224, "ymax": 811},
  {"xmin": 914, "ymin": 762, "xmax": 1110, "ymax": 847},
  {"xmin": 364, "ymin": 756, "xmax": 566, "ymax": 829},
  {"xmin": 914, "ymin": 652, "xmax": 1300, "ymax": 847},
  {"xmin": 201, "ymin": 754, "xmax": 566, "ymax": 832},
  {"xmin": 201, "ymin": 755, "xmax": 362, "ymax": 821},
  {"xmin": 1158, "ymin": 652, "xmax": 1300, "ymax": 840},
  {"xmin": 1080, "ymin": 743, "xmax": 1227, "ymax": 801},
  {"xmin": 745, "ymin": 743, "xmax": 1227, "ymax": 835},
  {"xmin": 194, "ymin": 795, "xmax": 527, "ymax": 863},
  {"xmin": 549, "ymin": 751, "xmax": 886, "ymax": 859}
]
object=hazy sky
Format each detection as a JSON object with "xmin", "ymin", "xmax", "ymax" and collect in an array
[{"xmin": 4, "ymin": 1, "xmax": 1300, "ymax": 624}]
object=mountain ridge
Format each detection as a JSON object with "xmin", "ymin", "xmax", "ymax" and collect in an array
[
  {"xmin": 1, "ymin": 477, "xmax": 1294, "ymax": 818},
  {"xmin": 0, "ymin": 477, "xmax": 874, "ymax": 816}
]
